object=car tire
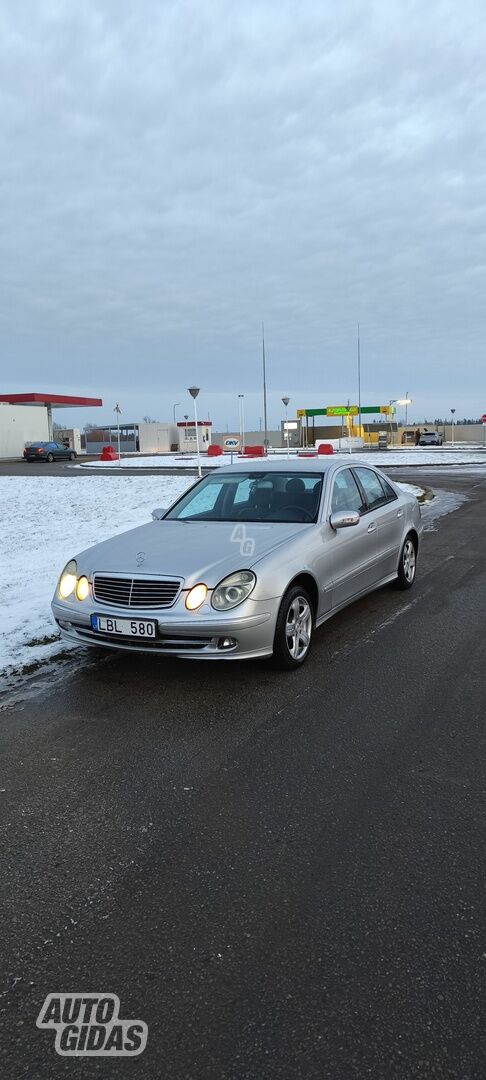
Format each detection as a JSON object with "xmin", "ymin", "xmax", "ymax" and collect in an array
[
  {"xmin": 69, "ymin": 452, "xmax": 76, "ymax": 461},
  {"xmin": 272, "ymin": 584, "xmax": 314, "ymax": 670},
  {"xmin": 394, "ymin": 534, "xmax": 417, "ymax": 590},
  {"xmin": 46, "ymin": 453, "xmax": 54, "ymax": 463}
]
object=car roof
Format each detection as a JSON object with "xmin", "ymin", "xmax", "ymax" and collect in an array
[{"xmin": 214, "ymin": 455, "xmax": 357, "ymax": 475}]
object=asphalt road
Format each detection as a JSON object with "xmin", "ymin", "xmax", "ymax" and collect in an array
[
  {"xmin": 0, "ymin": 457, "xmax": 201, "ymax": 478},
  {"xmin": 1, "ymin": 471, "xmax": 485, "ymax": 1079}
]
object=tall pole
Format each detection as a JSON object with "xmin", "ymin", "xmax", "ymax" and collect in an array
[
  {"xmin": 188, "ymin": 387, "xmax": 202, "ymax": 477},
  {"xmin": 172, "ymin": 402, "xmax": 180, "ymax": 424},
  {"xmin": 451, "ymin": 408, "xmax": 456, "ymax": 446},
  {"xmin": 193, "ymin": 398, "xmax": 201, "ymax": 476},
  {"xmin": 357, "ymin": 323, "xmax": 362, "ymax": 438},
  {"xmin": 238, "ymin": 394, "xmax": 245, "ymax": 452},
  {"xmin": 282, "ymin": 396, "xmax": 290, "ymax": 456},
  {"xmin": 114, "ymin": 402, "xmax": 121, "ymax": 465},
  {"xmin": 262, "ymin": 323, "xmax": 268, "ymax": 454},
  {"xmin": 405, "ymin": 391, "xmax": 409, "ymax": 428}
]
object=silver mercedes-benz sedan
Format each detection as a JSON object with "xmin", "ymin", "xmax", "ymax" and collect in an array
[{"xmin": 52, "ymin": 457, "xmax": 422, "ymax": 670}]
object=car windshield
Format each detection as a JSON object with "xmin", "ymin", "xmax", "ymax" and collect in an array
[{"xmin": 165, "ymin": 471, "xmax": 324, "ymax": 523}]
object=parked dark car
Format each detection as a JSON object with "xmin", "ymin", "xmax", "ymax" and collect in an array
[
  {"xmin": 418, "ymin": 431, "xmax": 443, "ymax": 446},
  {"xmin": 24, "ymin": 442, "xmax": 77, "ymax": 462}
]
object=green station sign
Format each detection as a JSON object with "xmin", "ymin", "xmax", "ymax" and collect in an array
[{"xmin": 297, "ymin": 404, "xmax": 395, "ymax": 418}]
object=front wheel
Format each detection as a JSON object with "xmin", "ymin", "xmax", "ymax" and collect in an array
[
  {"xmin": 272, "ymin": 585, "xmax": 313, "ymax": 670},
  {"xmin": 69, "ymin": 452, "xmax": 76, "ymax": 460},
  {"xmin": 394, "ymin": 535, "xmax": 417, "ymax": 590},
  {"xmin": 46, "ymin": 453, "xmax": 54, "ymax": 462}
]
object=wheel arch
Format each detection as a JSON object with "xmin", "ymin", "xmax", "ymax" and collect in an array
[
  {"xmin": 285, "ymin": 572, "xmax": 319, "ymax": 621},
  {"xmin": 406, "ymin": 527, "xmax": 419, "ymax": 552}
]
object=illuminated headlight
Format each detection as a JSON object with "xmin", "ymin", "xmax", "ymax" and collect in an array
[
  {"xmin": 58, "ymin": 560, "xmax": 77, "ymax": 599},
  {"xmin": 211, "ymin": 571, "xmax": 256, "ymax": 610},
  {"xmin": 76, "ymin": 575, "xmax": 90, "ymax": 601},
  {"xmin": 185, "ymin": 583, "xmax": 208, "ymax": 610}
]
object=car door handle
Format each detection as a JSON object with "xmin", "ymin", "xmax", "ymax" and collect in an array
[
  {"xmin": 397, "ymin": 509, "xmax": 403, "ymax": 518},
  {"xmin": 367, "ymin": 522, "xmax": 377, "ymax": 533}
]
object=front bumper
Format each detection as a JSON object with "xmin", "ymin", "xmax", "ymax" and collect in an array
[{"xmin": 51, "ymin": 596, "xmax": 280, "ymax": 660}]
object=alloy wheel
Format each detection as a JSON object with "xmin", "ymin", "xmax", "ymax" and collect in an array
[
  {"xmin": 403, "ymin": 538, "xmax": 416, "ymax": 583},
  {"xmin": 285, "ymin": 595, "xmax": 312, "ymax": 661}
]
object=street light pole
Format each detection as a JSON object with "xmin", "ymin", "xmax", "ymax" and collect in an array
[
  {"xmin": 357, "ymin": 323, "xmax": 362, "ymax": 437},
  {"xmin": 451, "ymin": 408, "xmax": 456, "ymax": 446},
  {"xmin": 172, "ymin": 402, "xmax": 180, "ymax": 424},
  {"xmin": 188, "ymin": 387, "xmax": 201, "ymax": 477},
  {"xmin": 262, "ymin": 323, "xmax": 268, "ymax": 454},
  {"xmin": 389, "ymin": 397, "xmax": 412, "ymax": 446},
  {"xmin": 238, "ymin": 394, "xmax": 245, "ymax": 453},
  {"xmin": 282, "ymin": 396, "xmax": 290, "ymax": 456},
  {"xmin": 114, "ymin": 402, "xmax": 121, "ymax": 465}
]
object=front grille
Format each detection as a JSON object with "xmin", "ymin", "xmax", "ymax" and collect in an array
[{"xmin": 93, "ymin": 574, "xmax": 181, "ymax": 609}]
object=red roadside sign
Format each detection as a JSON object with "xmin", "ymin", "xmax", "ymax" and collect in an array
[{"xmin": 482, "ymin": 414, "xmax": 486, "ymax": 423}]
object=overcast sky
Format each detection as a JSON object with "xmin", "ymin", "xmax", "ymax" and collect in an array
[{"xmin": 1, "ymin": 0, "xmax": 485, "ymax": 430}]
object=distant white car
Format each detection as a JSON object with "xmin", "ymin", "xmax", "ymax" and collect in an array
[{"xmin": 418, "ymin": 431, "xmax": 443, "ymax": 446}]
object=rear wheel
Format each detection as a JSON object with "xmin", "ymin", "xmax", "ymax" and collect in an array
[
  {"xmin": 394, "ymin": 535, "xmax": 417, "ymax": 590},
  {"xmin": 46, "ymin": 453, "xmax": 54, "ymax": 463},
  {"xmin": 69, "ymin": 452, "xmax": 76, "ymax": 461},
  {"xmin": 272, "ymin": 585, "xmax": 313, "ymax": 670}
]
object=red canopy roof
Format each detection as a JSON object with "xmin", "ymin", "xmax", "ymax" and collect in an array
[
  {"xmin": 176, "ymin": 419, "xmax": 212, "ymax": 426},
  {"xmin": 0, "ymin": 393, "xmax": 102, "ymax": 408}
]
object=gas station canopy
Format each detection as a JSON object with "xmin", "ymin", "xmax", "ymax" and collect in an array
[
  {"xmin": 0, "ymin": 393, "xmax": 103, "ymax": 440},
  {"xmin": 0, "ymin": 393, "xmax": 102, "ymax": 408},
  {"xmin": 296, "ymin": 404, "xmax": 394, "ymax": 418}
]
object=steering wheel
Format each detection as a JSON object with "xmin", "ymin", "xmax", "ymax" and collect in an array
[{"xmin": 267, "ymin": 505, "xmax": 315, "ymax": 522}]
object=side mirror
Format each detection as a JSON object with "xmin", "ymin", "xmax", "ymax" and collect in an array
[
  {"xmin": 151, "ymin": 507, "xmax": 168, "ymax": 520},
  {"xmin": 330, "ymin": 510, "xmax": 360, "ymax": 530}
]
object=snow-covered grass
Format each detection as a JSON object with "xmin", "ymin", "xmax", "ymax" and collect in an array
[
  {"xmin": 0, "ymin": 474, "xmax": 194, "ymax": 679},
  {"xmin": 77, "ymin": 447, "xmax": 486, "ymax": 470}
]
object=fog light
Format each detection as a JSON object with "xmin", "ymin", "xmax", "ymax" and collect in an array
[
  {"xmin": 76, "ymin": 576, "xmax": 90, "ymax": 601},
  {"xmin": 218, "ymin": 637, "xmax": 236, "ymax": 650},
  {"xmin": 185, "ymin": 583, "xmax": 208, "ymax": 610}
]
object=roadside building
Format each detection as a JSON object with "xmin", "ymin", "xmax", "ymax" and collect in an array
[
  {"xmin": 84, "ymin": 420, "xmax": 206, "ymax": 455},
  {"xmin": 176, "ymin": 420, "xmax": 212, "ymax": 452},
  {"xmin": 0, "ymin": 402, "xmax": 49, "ymax": 458}
]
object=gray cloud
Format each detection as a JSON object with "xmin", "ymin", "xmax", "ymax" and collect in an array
[{"xmin": 1, "ymin": 0, "xmax": 485, "ymax": 428}]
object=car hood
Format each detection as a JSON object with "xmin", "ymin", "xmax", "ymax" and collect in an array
[{"xmin": 75, "ymin": 519, "xmax": 310, "ymax": 588}]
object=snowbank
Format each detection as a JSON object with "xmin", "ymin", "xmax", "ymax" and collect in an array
[{"xmin": 76, "ymin": 448, "xmax": 486, "ymax": 470}]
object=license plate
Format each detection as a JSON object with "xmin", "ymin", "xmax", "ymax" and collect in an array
[{"xmin": 91, "ymin": 614, "xmax": 157, "ymax": 638}]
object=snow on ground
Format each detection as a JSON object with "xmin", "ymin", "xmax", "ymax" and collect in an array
[
  {"xmin": 0, "ymin": 474, "xmax": 194, "ymax": 679},
  {"xmin": 395, "ymin": 482, "xmax": 426, "ymax": 500},
  {"xmin": 351, "ymin": 449, "xmax": 485, "ymax": 466},
  {"xmin": 77, "ymin": 448, "xmax": 486, "ymax": 470},
  {"xmin": 420, "ymin": 489, "xmax": 468, "ymax": 531}
]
